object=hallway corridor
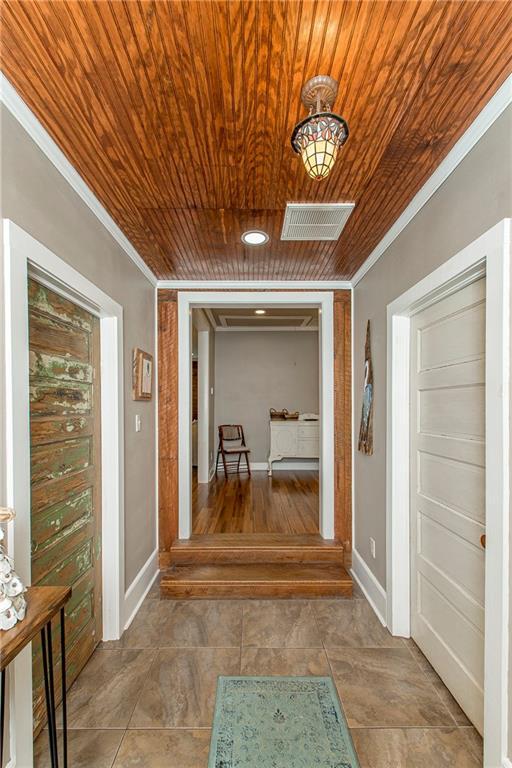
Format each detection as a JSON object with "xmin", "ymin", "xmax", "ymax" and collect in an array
[{"xmin": 35, "ymin": 582, "xmax": 482, "ymax": 767}]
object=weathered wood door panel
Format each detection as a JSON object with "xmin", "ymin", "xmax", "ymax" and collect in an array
[{"xmin": 28, "ymin": 279, "xmax": 102, "ymax": 733}]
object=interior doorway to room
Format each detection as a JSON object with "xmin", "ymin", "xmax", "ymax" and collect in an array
[{"xmin": 190, "ymin": 305, "xmax": 321, "ymax": 535}]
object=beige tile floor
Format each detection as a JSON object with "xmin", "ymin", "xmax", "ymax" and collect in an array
[{"xmin": 34, "ymin": 578, "xmax": 483, "ymax": 767}]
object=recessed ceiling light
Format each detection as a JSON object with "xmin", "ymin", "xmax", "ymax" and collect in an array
[
  {"xmin": 254, "ymin": 309, "xmax": 266, "ymax": 315},
  {"xmin": 241, "ymin": 230, "xmax": 269, "ymax": 246}
]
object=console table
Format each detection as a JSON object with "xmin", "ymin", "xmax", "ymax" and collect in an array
[
  {"xmin": 268, "ymin": 420, "xmax": 319, "ymax": 475},
  {"xmin": 0, "ymin": 585, "xmax": 71, "ymax": 768}
]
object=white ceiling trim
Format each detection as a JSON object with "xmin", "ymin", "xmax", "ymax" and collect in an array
[
  {"xmin": 0, "ymin": 73, "xmax": 157, "ymax": 287},
  {"xmin": 218, "ymin": 313, "xmax": 312, "ymax": 321},
  {"xmin": 158, "ymin": 280, "xmax": 352, "ymax": 289},
  {"xmin": 351, "ymin": 73, "xmax": 512, "ymax": 286},
  {"xmin": 216, "ymin": 312, "xmax": 318, "ymax": 331},
  {"xmin": 203, "ymin": 308, "xmax": 217, "ymax": 328}
]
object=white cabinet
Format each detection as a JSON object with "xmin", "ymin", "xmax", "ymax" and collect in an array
[{"xmin": 268, "ymin": 420, "xmax": 319, "ymax": 475}]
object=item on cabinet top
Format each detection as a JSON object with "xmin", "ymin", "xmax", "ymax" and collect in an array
[
  {"xmin": 270, "ymin": 408, "xmax": 287, "ymax": 420},
  {"xmin": 269, "ymin": 408, "xmax": 300, "ymax": 420},
  {"xmin": 299, "ymin": 413, "xmax": 319, "ymax": 421}
]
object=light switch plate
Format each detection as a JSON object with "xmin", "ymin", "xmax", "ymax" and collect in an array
[
  {"xmin": 135, "ymin": 414, "xmax": 141, "ymax": 432},
  {"xmin": 370, "ymin": 537, "xmax": 376, "ymax": 559}
]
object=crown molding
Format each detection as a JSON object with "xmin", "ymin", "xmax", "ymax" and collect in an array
[
  {"xmin": 157, "ymin": 280, "xmax": 352, "ymax": 290},
  {"xmin": 351, "ymin": 73, "xmax": 512, "ymax": 286},
  {"xmin": 0, "ymin": 73, "xmax": 157, "ymax": 287}
]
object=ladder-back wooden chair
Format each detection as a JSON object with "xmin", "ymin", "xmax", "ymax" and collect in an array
[{"xmin": 215, "ymin": 424, "xmax": 251, "ymax": 478}]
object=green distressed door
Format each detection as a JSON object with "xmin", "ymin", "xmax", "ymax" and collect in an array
[{"xmin": 28, "ymin": 278, "xmax": 102, "ymax": 733}]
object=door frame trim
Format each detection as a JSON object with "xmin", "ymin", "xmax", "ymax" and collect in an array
[
  {"xmin": 197, "ymin": 328, "xmax": 211, "ymax": 483},
  {"xmin": 2, "ymin": 220, "xmax": 125, "ymax": 765},
  {"xmin": 386, "ymin": 219, "xmax": 510, "ymax": 767},
  {"xmin": 177, "ymin": 290, "xmax": 335, "ymax": 539}
]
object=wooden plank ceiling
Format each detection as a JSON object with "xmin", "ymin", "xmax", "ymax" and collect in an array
[{"xmin": 1, "ymin": 1, "xmax": 511, "ymax": 280}]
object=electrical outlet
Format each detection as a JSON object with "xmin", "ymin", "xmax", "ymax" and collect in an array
[
  {"xmin": 135, "ymin": 414, "xmax": 141, "ymax": 433},
  {"xmin": 369, "ymin": 537, "xmax": 376, "ymax": 559}
]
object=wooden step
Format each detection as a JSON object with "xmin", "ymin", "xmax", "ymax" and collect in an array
[
  {"xmin": 160, "ymin": 563, "xmax": 352, "ymax": 599},
  {"xmin": 168, "ymin": 534, "xmax": 344, "ymax": 566}
]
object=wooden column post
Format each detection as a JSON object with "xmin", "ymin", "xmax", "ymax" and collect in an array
[
  {"xmin": 333, "ymin": 290, "xmax": 352, "ymax": 560},
  {"xmin": 158, "ymin": 290, "xmax": 179, "ymax": 565}
]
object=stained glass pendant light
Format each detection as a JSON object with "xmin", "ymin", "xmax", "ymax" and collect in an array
[{"xmin": 291, "ymin": 75, "xmax": 349, "ymax": 181}]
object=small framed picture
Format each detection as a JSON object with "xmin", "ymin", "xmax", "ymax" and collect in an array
[{"xmin": 133, "ymin": 348, "xmax": 153, "ymax": 401}]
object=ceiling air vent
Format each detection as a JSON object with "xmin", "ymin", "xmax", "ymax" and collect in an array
[{"xmin": 280, "ymin": 202, "xmax": 355, "ymax": 241}]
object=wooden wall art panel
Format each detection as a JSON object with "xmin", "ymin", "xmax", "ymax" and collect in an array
[{"xmin": 1, "ymin": 1, "xmax": 511, "ymax": 280}]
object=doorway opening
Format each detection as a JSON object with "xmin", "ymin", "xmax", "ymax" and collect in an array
[
  {"xmin": 191, "ymin": 305, "xmax": 320, "ymax": 535},
  {"xmin": 177, "ymin": 291, "xmax": 336, "ymax": 541}
]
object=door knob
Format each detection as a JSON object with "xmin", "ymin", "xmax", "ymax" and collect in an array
[{"xmin": 480, "ymin": 534, "xmax": 486, "ymax": 549}]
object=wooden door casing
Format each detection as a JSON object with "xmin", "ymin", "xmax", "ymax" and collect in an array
[
  {"xmin": 157, "ymin": 289, "xmax": 352, "ymax": 564},
  {"xmin": 28, "ymin": 279, "xmax": 102, "ymax": 733}
]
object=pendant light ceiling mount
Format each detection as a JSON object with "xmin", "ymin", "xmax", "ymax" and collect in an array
[
  {"xmin": 291, "ymin": 74, "xmax": 349, "ymax": 181},
  {"xmin": 300, "ymin": 74, "xmax": 338, "ymax": 111}
]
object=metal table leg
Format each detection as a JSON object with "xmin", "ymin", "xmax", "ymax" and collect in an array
[
  {"xmin": 60, "ymin": 607, "xmax": 67, "ymax": 768},
  {"xmin": 1, "ymin": 668, "xmax": 5, "ymax": 768},
  {"xmin": 41, "ymin": 624, "xmax": 59, "ymax": 768}
]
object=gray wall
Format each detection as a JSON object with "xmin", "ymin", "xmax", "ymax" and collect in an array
[
  {"xmin": 0, "ymin": 106, "xmax": 156, "ymax": 589},
  {"xmin": 353, "ymin": 104, "xmax": 512, "ymax": 589},
  {"xmin": 215, "ymin": 331, "xmax": 319, "ymax": 463},
  {"xmin": 354, "ymin": 106, "xmax": 512, "ymax": 761}
]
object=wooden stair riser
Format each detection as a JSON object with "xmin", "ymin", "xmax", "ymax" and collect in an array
[
  {"xmin": 160, "ymin": 582, "xmax": 352, "ymax": 599},
  {"xmin": 165, "ymin": 534, "xmax": 345, "ymax": 568},
  {"xmin": 160, "ymin": 562, "xmax": 353, "ymax": 600},
  {"xmin": 169, "ymin": 548, "xmax": 344, "ymax": 566}
]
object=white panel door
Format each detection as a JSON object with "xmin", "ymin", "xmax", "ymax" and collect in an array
[{"xmin": 410, "ymin": 277, "xmax": 486, "ymax": 733}]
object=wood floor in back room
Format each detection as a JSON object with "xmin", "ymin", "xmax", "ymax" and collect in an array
[{"xmin": 192, "ymin": 469, "xmax": 319, "ymax": 535}]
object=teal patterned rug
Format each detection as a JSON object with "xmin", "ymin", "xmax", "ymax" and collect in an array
[{"xmin": 208, "ymin": 676, "xmax": 360, "ymax": 768}]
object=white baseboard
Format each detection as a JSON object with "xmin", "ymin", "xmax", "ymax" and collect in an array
[
  {"xmin": 123, "ymin": 548, "xmax": 159, "ymax": 630},
  {"xmin": 250, "ymin": 460, "xmax": 320, "ymax": 471},
  {"xmin": 351, "ymin": 548, "xmax": 387, "ymax": 626}
]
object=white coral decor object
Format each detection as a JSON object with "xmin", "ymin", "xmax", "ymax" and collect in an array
[{"xmin": 0, "ymin": 510, "xmax": 27, "ymax": 631}]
